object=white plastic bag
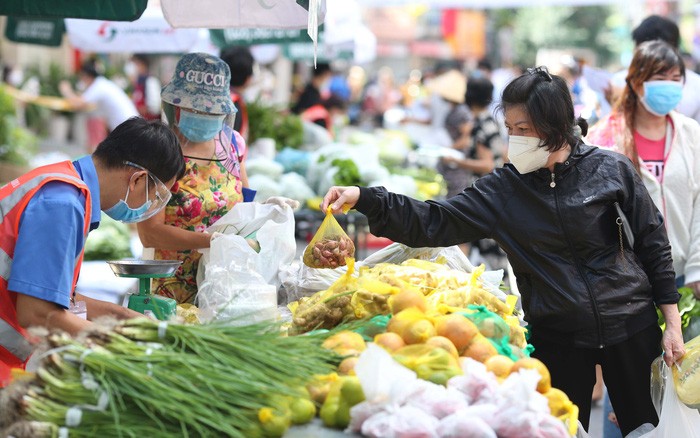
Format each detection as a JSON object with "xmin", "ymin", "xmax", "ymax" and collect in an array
[
  {"xmin": 361, "ymin": 405, "xmax": 439, "ymax": 438},
  {"xmin": 197, "ymin": 202, "xmax": 296, "ymax": 289},
  {"xmin": 633, "ymin": 362, "xmax": 700, "ymax": 438}
]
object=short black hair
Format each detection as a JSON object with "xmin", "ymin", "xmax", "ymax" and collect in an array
[
  {"xmin": 93, "ymin": 117, "xmax": 185, "ymax": 183},
  {"xmin": 131, "ymin": 54, "xmax": 150, "ymax": 69},
  {"xmin": 477, "ymin": 59, "xmax": 493, "ymax": 72},
  {"xmin": 219, "ymin": 46, "xmax": 254, "ymax": 88},
  {"xmin": 80, "ymin": 60, "xmax": 100, "ymax": 78},
  {"xmin": 465, "ymin": 76, "xmax": 494, "ymax": 108},
  {"xmin": 313, "ymin": 63, "xmax": 332, "ymax": 78},
  {"xmin": 499, "ymin": 66, "xmax": 587, "ymax": 152},
  {"xmin": 632, "ymin": 15, "xmax": 680, "ymax": 48}
]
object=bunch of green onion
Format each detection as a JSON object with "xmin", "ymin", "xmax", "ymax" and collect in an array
[{"xmin": 0, "ymin": 318, "xmax": 338, "ymax": 438}]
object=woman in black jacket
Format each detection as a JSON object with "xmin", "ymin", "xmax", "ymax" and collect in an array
[{"xmin": 321, "ymin": 67, "xmax": 685, "ymax": 436}]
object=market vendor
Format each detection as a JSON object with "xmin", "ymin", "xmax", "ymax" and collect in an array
[
  {"xmin": 136, "ymin": 53, "xmax": 251, "ymax": 305},
  {"xmin": 0, "ymin": 117, "xmax": 185, "ymax": 386},
  {"xmin": 321, "ymin": 67, "xmax": 685, "ymax": 436}
]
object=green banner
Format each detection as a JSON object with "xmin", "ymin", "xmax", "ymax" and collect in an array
[
  {"xmin": 4, "ymin": 17, "xmax": 66, "ymax": 47},
  {"xmin": 0, "ymin": 0, "xmax": 147, "ymax": 21},
  {"xmin": 209, "ymin": 28, "xmax": 313, "ymax": 48},
  {"xmin": 283, "ymin": 43, "xmax": 353, "ymax": 62}
]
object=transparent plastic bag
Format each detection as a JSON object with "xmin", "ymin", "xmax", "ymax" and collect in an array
[
  {"xmin": 673, "ymin": 333, "xmax": 700, "ymax": 409},
  {"xmin": 303, "ymin": 207, "xmax": 355, "ymax": 269},
  {"xmin": 637, "ymin": 360, "xmax": 700, "ymax": 438}
]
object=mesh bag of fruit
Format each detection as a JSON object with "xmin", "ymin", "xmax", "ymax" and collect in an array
[{"xmin": 303, "ymin": 207, "xmax": 355, "ymax": 269}]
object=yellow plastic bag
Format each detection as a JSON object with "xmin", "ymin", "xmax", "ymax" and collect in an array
[
  {"xmin": 673, "ymin": 333, "xmax": 700, "ymax": 408},
  {"xmin": 392, "ymin": 344, "xmax": 462, "ymax": 385},
  {"xmin": 303, "ymin": 207, "xmax": 355, "ymax": 269},
  {"xmin": 289, "ymin": 260, "xmax": 358, "ymax": 334}
]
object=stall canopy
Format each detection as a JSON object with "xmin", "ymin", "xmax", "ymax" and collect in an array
[
  {"xmin": 0, "ymin": 0, "xmax": 148, "ymax": 21},
  {"xmin": 65, "ymin": 7, "xmax": 200, "ymax": 53}
]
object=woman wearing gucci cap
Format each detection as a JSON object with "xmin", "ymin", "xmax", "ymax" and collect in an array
[{"xmin": 137, "ymin": 53, "xmax": 251, "ymax": 304}]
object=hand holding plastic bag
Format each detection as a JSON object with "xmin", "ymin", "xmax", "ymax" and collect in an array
[
  {"xmin": 303, "ymin": 207, "xmax": 355, "ymax": 269},
  {"xmin": 628, "ymin": 359, "xmax": 700, "ymax": 438}
]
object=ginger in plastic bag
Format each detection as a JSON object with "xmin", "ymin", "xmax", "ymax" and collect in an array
[
  {"xmin": 289, "ymin": 260, "xmax": 358, "ymax": 334},
  {"xmin": 672, "ymin": 333, "xmax": 700, "ymax": 409},
  {"xmin": 303, "ymin": 206, "xmax": 355, "ymax": 269}
]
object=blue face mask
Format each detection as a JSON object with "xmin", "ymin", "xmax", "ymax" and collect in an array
[
  {"xmin": 641, "ymin": 80, "xmax": 683, "ymax": 116},
  {"xmin": 178, "ymin": 110, "xmax": 225, "ymax": 143},
  {"xmin": 104, "ymin": 176, "xmax": 153, "ymax": 223}
]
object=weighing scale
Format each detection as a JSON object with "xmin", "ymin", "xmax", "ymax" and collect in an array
[{"xmin": 107, "ymin": 260, "xmax": 181, "ymax": 321}]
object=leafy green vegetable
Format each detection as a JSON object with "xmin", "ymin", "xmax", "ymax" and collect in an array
[
  {"xmin": 657, "ymin": 287, "xmax": 700, "ymax": 335},
  {"xmin": 330, "ymin": 158, "xmax": 361, "ymax": 187},
  {"xmin": 83, "ymin": 214, "xmax": 133, "ymax": 261},
  {"xmin": 247, "ymin": 100, "xmax": 304, "ymax": 150}
]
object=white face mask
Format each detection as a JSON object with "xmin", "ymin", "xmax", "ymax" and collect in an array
[{"xmin": 508, "ymin": 135, "xmax": 549, "ymax": 174}]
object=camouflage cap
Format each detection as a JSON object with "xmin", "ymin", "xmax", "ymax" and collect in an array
[{"xmin": 161, "ymin": 52, "xmax": 236, "ymax": 115}]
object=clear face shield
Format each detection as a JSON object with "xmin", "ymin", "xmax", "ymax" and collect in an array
[{"xmin": 162, "ymin": 102, "xmax": 241, "ymax": 176}]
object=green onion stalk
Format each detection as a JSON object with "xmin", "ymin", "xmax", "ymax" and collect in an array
[{"xmin": 1, "ymin": 318, "xmax": 339, "ymax": 438}]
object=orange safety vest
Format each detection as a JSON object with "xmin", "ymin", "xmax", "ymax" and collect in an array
[
  {"xmin": 301, "ymin": 104, "xmax": 333, "ymax": 137},
  {"xmin": 0, "ymin": 161, "xmax": 92, "ymax": 386}
]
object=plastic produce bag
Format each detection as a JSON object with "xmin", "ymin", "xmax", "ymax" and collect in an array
[
  {"xmin": 303, "ymin": 207, "xmax": 355, "ymax": 269},
  {"xmin": 288, "ymin": 260, "xmax": 358, "ymax": 334},
  {"xmin": 197, "ymin": 202, "xmax": 296, "ymax": 289},
  {"xmin": 673, "ymin": 333, "xmax": 700, "ymax": 408},
  {"xmin": 631, "ymin": 361, "xmax": 700, "ymax": 438},
  {"xmin": 438, "ymin": 413, "xmax": 497, "ymax": 438},
  {"xmin": 360, "ymin": 405, "xmax": 439, "ymax": 438}
]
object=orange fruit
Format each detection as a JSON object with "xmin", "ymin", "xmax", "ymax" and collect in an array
[
  {"xmin": 338, "ymin": 357, "xmax": 359, "ymax": 375},
  {"xmin": 322, "ymin": 331, "xmax": 366, "ymax": 357},
  {"xmin": 401, "ymin": 319, "xmax": 437, "ymax": 344},
  {"xmin": 461, "ymin": 334, "xmax": 498, "ymax": 363},
  {"xmin": 511, "ymin": 357, "xmax": 552, "ymax": 393},
  {"xmin": 484, "ymin": 354, "xmax": 515, "ymax": 379},
  {"xmin": 373, "ymin": 332, "xmax": 406, "ymax": 352},
  {"xmin": 388, "ymin": 288, "xmax": 427, "ymax": 314},
  {"xmin": 387, "ymin": 308, "xmax": 426, "ymax": 336},
  {"xmin": 425, "ymin": 336, "xmax": 459, "ymax": 358},
  {"xmin": 434, "ymin": 314, "xmax": 479, "ymax": 354}
]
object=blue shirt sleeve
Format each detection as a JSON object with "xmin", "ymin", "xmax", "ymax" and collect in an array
[{"xmin": 8, "ymin": 181, "xmax": 87, "ymax": 309}]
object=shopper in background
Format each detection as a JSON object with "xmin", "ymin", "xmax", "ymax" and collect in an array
[
  {"xmin": 321, "ymin": 67, "xmax": 685, "ymax": 436},
  {"xmin": 59, "ymin": 59, "xmax": 139, "ymax": 132},
  {"xmin": 1, "ymin": 117, "xmax": 184, "ymax": 386},
  {"xmin": 607, "ymin": 15, "xmax": 700, "ymax": 124},
  {"xmin": 440, "ymin": 75, "xmax": 506, "ymax": 272},
  {"xmin": 587, "ymin": 39, "xmax": 700, "ymax": 438},
  {"xmin": 291, "ymin": 62, "xmax": 332, "ymax": 115},
  {"xmin": 220, "ymin": 46, "xmax": 255, "ymax": 140},
  {"xmin": 137, "ymin": 53, "xmax": 250, "ymax": 305},
  {"xmin": 126, "ymin": 54, "xmax": 162, "ymax": 121},
  {"xmin": 300, "ymin": 93, "xmax": 347, "ymax": 139}
]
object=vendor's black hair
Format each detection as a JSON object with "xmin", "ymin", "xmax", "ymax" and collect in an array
[
  {"xmin": 632, "ymin": 15, "xmax": 680, "ymax": 48},
  {"xmin": 499, "ymin": 66, "xmax": 587, "ymax": 152},
  {"xmin": 220, "ymin": 46, "xmax": 254, "ymax": 87},
  {"xmin": 465, "ymin": 76, "xmax": 494, "ymax": 109},
  {"xmin": 94, "ymin": 117, "xmax": 185, "ymax": 183}
]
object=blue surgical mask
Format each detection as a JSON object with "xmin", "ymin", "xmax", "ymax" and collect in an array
[
  {"xmin": 641, "ymin": 80, "xmax": 683, "ymax": 116},
  {"xmin": 104, "ymin": 176, "xmax": 153, "ymax": 223},
  {"xmin": 178, "ymin": 111, "xmax": 225, "ymax": 143}
]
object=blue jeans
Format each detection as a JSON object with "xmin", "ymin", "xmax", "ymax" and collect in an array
[{"xmin": 603, "ymin": 389, "xmax": 623, "ymax": 438}]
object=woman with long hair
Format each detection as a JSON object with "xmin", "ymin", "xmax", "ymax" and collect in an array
[{"xmin": 588, "ymin": 40, "xmax": 700, "ymax": 298}]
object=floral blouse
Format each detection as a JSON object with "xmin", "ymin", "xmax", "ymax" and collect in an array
[{"xmin": 153, "ymin": 130, "xmax": 246, "ymax": 304}]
